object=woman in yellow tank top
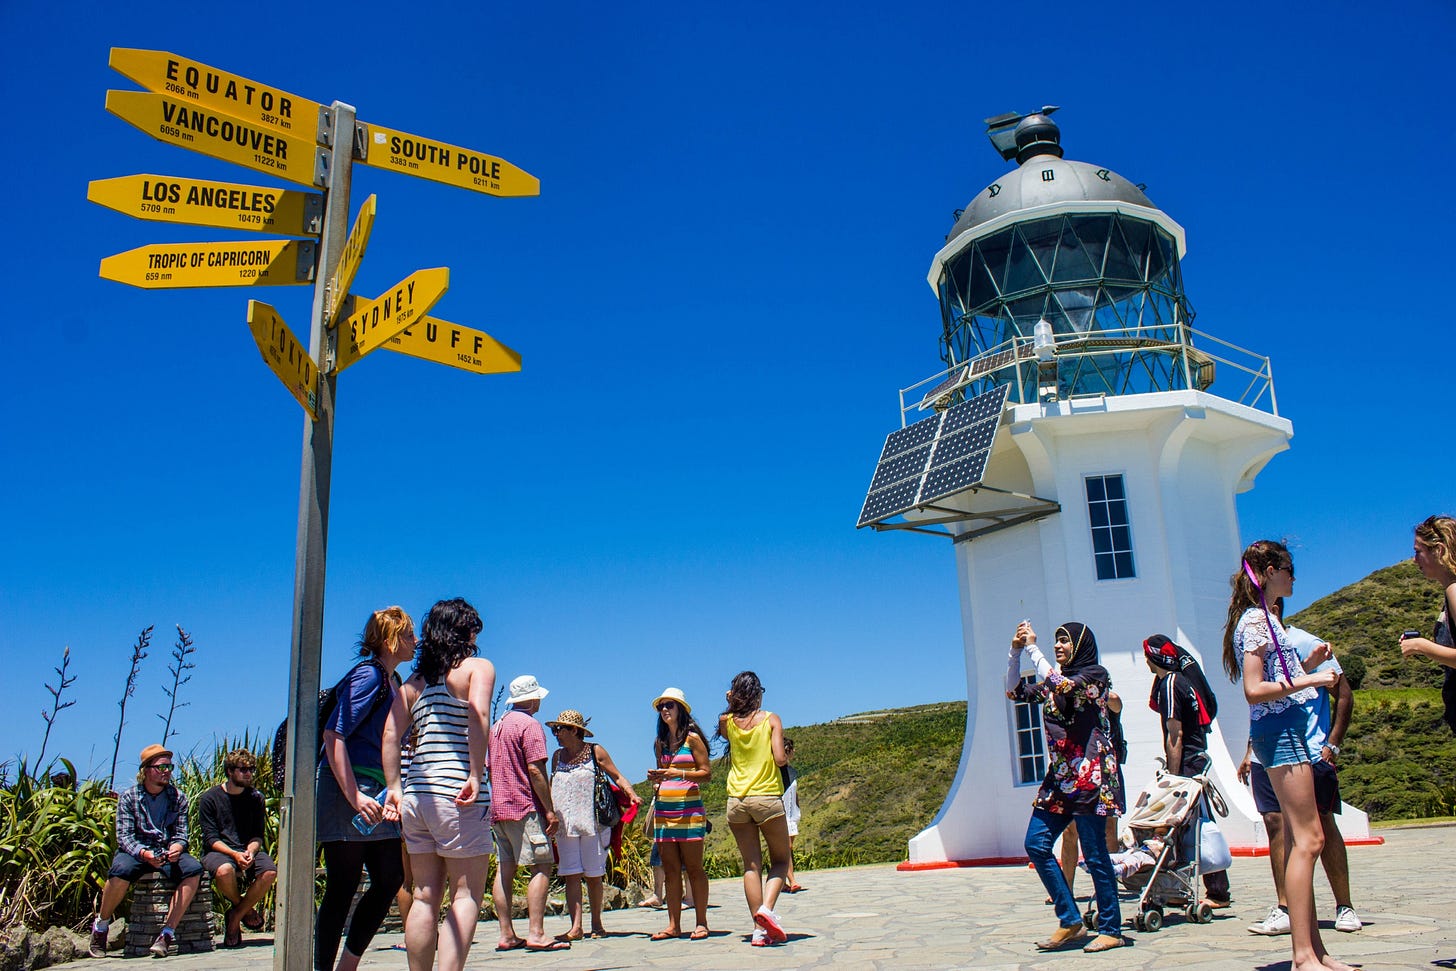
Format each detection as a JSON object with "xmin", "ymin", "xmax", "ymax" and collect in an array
[{"xmin": 716, "ymin": 671, "xmax": 790, "ymax": 948}]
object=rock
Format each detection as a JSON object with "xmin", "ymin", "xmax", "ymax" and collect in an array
[
  {"xmin": 106, "ymin": 920, "xmax": 126, "ymax": 952},
  {"xmin": 29, "ymin": 926, "xmax": 82, "ymax": 969},
  {"xmin": 0, "ymin": 926, "xmax": 31, "ymax": 971}
]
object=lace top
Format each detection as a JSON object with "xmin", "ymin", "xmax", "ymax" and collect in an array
[
  {"xmin": 1234, "ymin": 607, "xmax": 1318, "ymax": 720},
  {"xmin": 550, "ymin": 748, "xmax": 601, "ymax": 837}
]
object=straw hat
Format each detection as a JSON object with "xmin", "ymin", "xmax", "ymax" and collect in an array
[
  {"xmin": 545, "ymin": 709, "xmax": 594, "ymax": 737},
  {"xmin": 651, "ymin": 687, "xmax": 691, "ymax": 714}
]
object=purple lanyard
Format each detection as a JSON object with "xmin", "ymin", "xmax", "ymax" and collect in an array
[{"xmin": 1241, "ymin": 561, "xmax": 1297, "ymax": 684}]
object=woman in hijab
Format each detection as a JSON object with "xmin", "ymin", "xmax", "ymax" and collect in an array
[{"xmin": 1007, "ymin": 620, "xmax": 1125, "ymax": 953}]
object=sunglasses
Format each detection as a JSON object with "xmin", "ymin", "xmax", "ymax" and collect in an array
[
  {"xmin": 656, "ymin": 702, "xmax": 677, "ymax": 712},
  {"xmin": 231, "ymin": 766, "xmax": 256, "ymax": 774},
  {"xmin": 148, "ymin": 764, "xmax": 174, "ymax": 773}
]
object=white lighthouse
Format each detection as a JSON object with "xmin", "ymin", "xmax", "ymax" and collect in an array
[{"xmin": 858, "ymin": 108, "xmax": 1371, "ymax": 864}]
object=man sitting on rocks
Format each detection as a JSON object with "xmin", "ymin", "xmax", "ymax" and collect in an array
[
  {"xmin": 90, "ymin": 744, "xmax": 203, "ymax": 959},
  {"xmin": 198, "ymin": 748, "xmax": 278, "ymax": 947}
]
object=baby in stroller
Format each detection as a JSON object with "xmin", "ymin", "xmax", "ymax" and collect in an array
[{"xmin": 1104, "ymin": 830, "xmax": 1169, "ymax": 882}]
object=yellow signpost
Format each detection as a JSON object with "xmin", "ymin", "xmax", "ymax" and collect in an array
[
  {"xmin": 106, "ymin": 90, "xmax": 319, "ymax": 188},
  {"xmin": 360, "ymin": 121, "xmax": 540, "ymax": 198},
  {"xmin": 109, "ymin": 48, "xmax": 323, "ymax": 139},
  {"xmin": 100, "ymin": 239, "xmax": 316, "ymax": 289},
  {"xmin": 386, "ymin": 317, "xmax": 522, "ymax": 375},
  {"xmin": 87, "ymin": 174, "xmax": 322, "ymax": 236},
  {"xmin": 325, "ymin": 195, "xmax": 377, "ymax": 324},
  {"xmin": 247, "ymin": 301, "xmax": 319, "ymax": 421},
  {"xmin": 334, "ymin": 267, "xmax": 450, "ymax": 373}
]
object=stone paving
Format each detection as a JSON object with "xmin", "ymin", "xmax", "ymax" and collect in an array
[{"xmin": 75, "ymin": 823, "xmax": 1452, "ymax": 969}]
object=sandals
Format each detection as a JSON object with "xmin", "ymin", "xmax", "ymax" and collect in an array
[
  {"xmin": 525, "ymin": 940, "xmax": 571, "ymax": 952},
  {"xmin": 494, "ymin": 938, "xmax": 526, "ymax": 952},
  {"xmin": 649, "ymin": 930, "xmax": 680, "ymax": 941},
  {"xmin": 1083, "ymin": 934, "xmax": 1127, "ymax": 953},
  {"xmin": 689, "ymin": 927, "xmax": 711, "ymax": 940}
]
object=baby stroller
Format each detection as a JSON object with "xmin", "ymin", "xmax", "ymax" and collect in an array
[{"xmin": 1083, "ymin": 769, "xmax": 1230, "ymax": 933}]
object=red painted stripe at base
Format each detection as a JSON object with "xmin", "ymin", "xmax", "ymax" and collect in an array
[
  {"xmin": 899, "ymin": 836, "xmax": 1385, "ymax": 870},
  {"xmin": 897, "ymin": 856, "xmax": 1028, "ymax": 870},
  {"xmin": 1229, "ymin": 835, "xmax": 1384, "ymax": 857}
]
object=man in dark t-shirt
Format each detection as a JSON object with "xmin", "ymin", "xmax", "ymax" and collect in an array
[
  {"xmin": 197, "ymin": 749, "xmax": 277, "ymax": 947},
  {"xmin": 1145, "ymin": 635, "xmax": 1231, "ymax": 906}
]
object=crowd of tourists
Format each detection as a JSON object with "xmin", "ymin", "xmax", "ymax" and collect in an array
[
  {"xmin": 1007, "ymin": 513, "xmax": 1455, "ymax": 968},
  {"xmin": 85, "ymin": 514, "xmax": 1455, "ymax": 968}
]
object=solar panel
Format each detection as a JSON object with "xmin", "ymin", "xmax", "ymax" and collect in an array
[{"xmin": 857, "ymin": 383, "xmax": 1010, "ymax": 527}]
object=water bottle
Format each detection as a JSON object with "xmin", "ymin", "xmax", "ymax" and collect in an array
[
  {"xmin": 1019, "ymin": 618, "xmax": 1037, "ymax": 678},
  {"xmin": 351, "ymin": 788, "xmax": 389, "ymax": 835}
]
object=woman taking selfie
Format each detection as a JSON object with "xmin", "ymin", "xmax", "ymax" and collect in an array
[{"xmin": 1007, "ymin": 620, "xmax": 1124, "ymax": 953}]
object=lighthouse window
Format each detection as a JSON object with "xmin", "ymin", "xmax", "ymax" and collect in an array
[
  {"xmin": 1085, "ymin": 474, "xmax": 1136, "ymax": 580},
  {"xmin": 1012, "ymin": 684, "xmax": 1048, "ymax": 784}
]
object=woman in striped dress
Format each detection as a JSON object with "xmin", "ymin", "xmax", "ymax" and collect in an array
[
  {"xmin": 382, "ymin": 599, "xmax": 495, "ymax": 971},
  {"xmin": 646, "ymin": 687, "xmax": 711, "ymax": 941}
]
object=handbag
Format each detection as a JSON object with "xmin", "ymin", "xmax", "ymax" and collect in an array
[
  {"xmin": 1197, "ymin": 806, "xmax": 1231, "ymax": 873},
  {"xmin": 590, "ymin": 745, "xmax": 623, "ymax": 829}
]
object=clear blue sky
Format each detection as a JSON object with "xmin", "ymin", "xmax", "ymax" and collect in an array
[{"xmin": 2, "ymin": 1, "xmax": 1450, "ymax": 784}]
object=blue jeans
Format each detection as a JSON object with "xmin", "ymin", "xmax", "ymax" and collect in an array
[{"xmin": 1024, "ymin": 808, "xmax": 1121, "ymax": 936}]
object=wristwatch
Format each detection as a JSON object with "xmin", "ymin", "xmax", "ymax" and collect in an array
[{"xmin": 1326, "ymin": 743, "xmax": 1340, "ymax": 756}]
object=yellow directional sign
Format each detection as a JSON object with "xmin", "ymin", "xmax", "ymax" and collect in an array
[
  {"xmin": 87, "ymin": 174, "xmax": 322, "ymax": 236},
  {"xmin": 386, "ymin": 317, "xmax": 522, "ymax": 375},
  {"xmin": 247, "ymin": 301, "xmax": 319, "ymax": 421},
  {"xmin": 107, "ymin": 90, "xmax": 318, "ymax": 188},
  {"xmin": 325, "ymin": 195, "xmax": 377, "ymax": 323},
  {"xmin": 335, "ymin": 268, "xmax": 449, "ymax": 373},
  {"xmin": 109, "ymin": 48, "xmax": 323, "ymax": 139},
  {"xmin": 100, "ymin": 239, "xmax": 316, "ymax": 289},
  {"xmin": 359, "ymin": 121, "xmax": 539, "ymax": 198}
]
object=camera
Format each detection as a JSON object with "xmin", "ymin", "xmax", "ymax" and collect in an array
[{"xmin": 1400, "ymin": 630, "xmax": 1420, "ymax": 640}]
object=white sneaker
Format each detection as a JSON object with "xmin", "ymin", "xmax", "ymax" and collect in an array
[
  {"xmin": 1334, "ymin": 905, "xmax": 1362, "ymax": 932},
  {"xmin": 1248, "ymin": 904, "xmax": 1290, "ymax": 935}
]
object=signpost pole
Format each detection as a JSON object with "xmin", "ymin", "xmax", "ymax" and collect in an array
[{"xmin": 274, "ymin": 100, "xmax": 355, "ymax": 971}]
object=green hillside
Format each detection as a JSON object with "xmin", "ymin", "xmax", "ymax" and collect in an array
[{"xmin": 1287, "ymin": 560, "xmax": 1441, "ymax": 688}]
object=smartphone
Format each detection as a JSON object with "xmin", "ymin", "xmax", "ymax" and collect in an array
[{"xmin": 1400, "ymin": 630, "xmax": 1420, "ymax": 640}]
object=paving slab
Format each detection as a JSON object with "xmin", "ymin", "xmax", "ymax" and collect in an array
[{"xmin": 74, "ymin": 823, "xmax": 1453, "ymax": 969}]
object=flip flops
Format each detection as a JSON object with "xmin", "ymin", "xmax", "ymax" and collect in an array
[
  {"xmin": 649, "ymin": 930, "xmax": 680, "ymax": 941},
  {"xmin": 241, "ymin": 908, "xmax": 264, "ymax": 931},
  {"xmin": 525, "ymin": 940, "xmax": 571, "ymax": 952},
  {"xmin": 495, "ymin": 938, "xmax": 526, "ymax": 952}
]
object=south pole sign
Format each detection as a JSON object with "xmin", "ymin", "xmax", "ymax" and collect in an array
[{"xmin": 92, "ymin": 49, "xmax": 531, "ymax": 971}]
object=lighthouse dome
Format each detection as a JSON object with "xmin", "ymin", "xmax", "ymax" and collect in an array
[{"xmin": 945, "ymin": 156, "xmax": 1155, "ymax": 249}]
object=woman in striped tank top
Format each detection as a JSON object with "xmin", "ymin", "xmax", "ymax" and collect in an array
[
  {"xmin": 383, "ymin": 599, "xmax": 495, "ymax": 971},
  {"xmin": 646, "ymin": 687, "xmax": 712, "ymax": 941}
]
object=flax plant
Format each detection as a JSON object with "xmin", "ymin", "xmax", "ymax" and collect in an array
[
  {"xmin": 157, "ymin": 625, "xmax": 196, "ymax": 745},
  {"xmin": 36, "ymin": 646, "xmax": 77, "ymax": 773},
  {"xmin": 108, "ymin": 625, "xmax": 153, "ymax": 790}
]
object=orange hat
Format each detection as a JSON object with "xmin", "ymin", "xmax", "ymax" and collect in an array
[{"xmin": 138, "ymin": 743, "xmax": 173, "ymax": 767}]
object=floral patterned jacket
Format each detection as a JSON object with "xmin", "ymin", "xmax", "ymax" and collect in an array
[{"xmin": 1012, "ymin": 669, "xmax": 1124, "ymax": 816}]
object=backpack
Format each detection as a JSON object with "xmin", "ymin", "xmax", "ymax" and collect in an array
[{"xmin": 271, "ymin": 659, "xmax": 392, "ymax": 791}]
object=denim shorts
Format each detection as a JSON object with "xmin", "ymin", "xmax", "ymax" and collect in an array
[{"xmin": 1249, "ymin": 705, "xmax": 1314, "ymax": 768}]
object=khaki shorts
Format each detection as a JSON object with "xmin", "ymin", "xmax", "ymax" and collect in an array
[
  {"xmin": 402, "ymin": 793, "xmax": 493, "ymax": 859},
  {"xmin": 492, "ymin": 813, "xmax": 553, "ymax": 869},
  {"xmin": 726, "ymin": 795, "xmax": 785, "ymax": 826}
]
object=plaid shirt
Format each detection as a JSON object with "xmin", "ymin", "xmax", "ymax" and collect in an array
[{"xmin": 115, "ymin": 783, "xmax": 189, "ymax": 858}]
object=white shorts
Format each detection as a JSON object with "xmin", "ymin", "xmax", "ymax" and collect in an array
[
  {"xmin": 554, "ymin": 831, "xmax": 609, "ymax": 877},
  {"xmin": 401, "ymin": 793, "xmax": 493, "ymax": 859}
]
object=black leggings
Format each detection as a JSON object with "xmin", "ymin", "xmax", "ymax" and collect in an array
[{"xmin": 315, "ymin": 838, "xmax": 404, "ymax": 970}]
